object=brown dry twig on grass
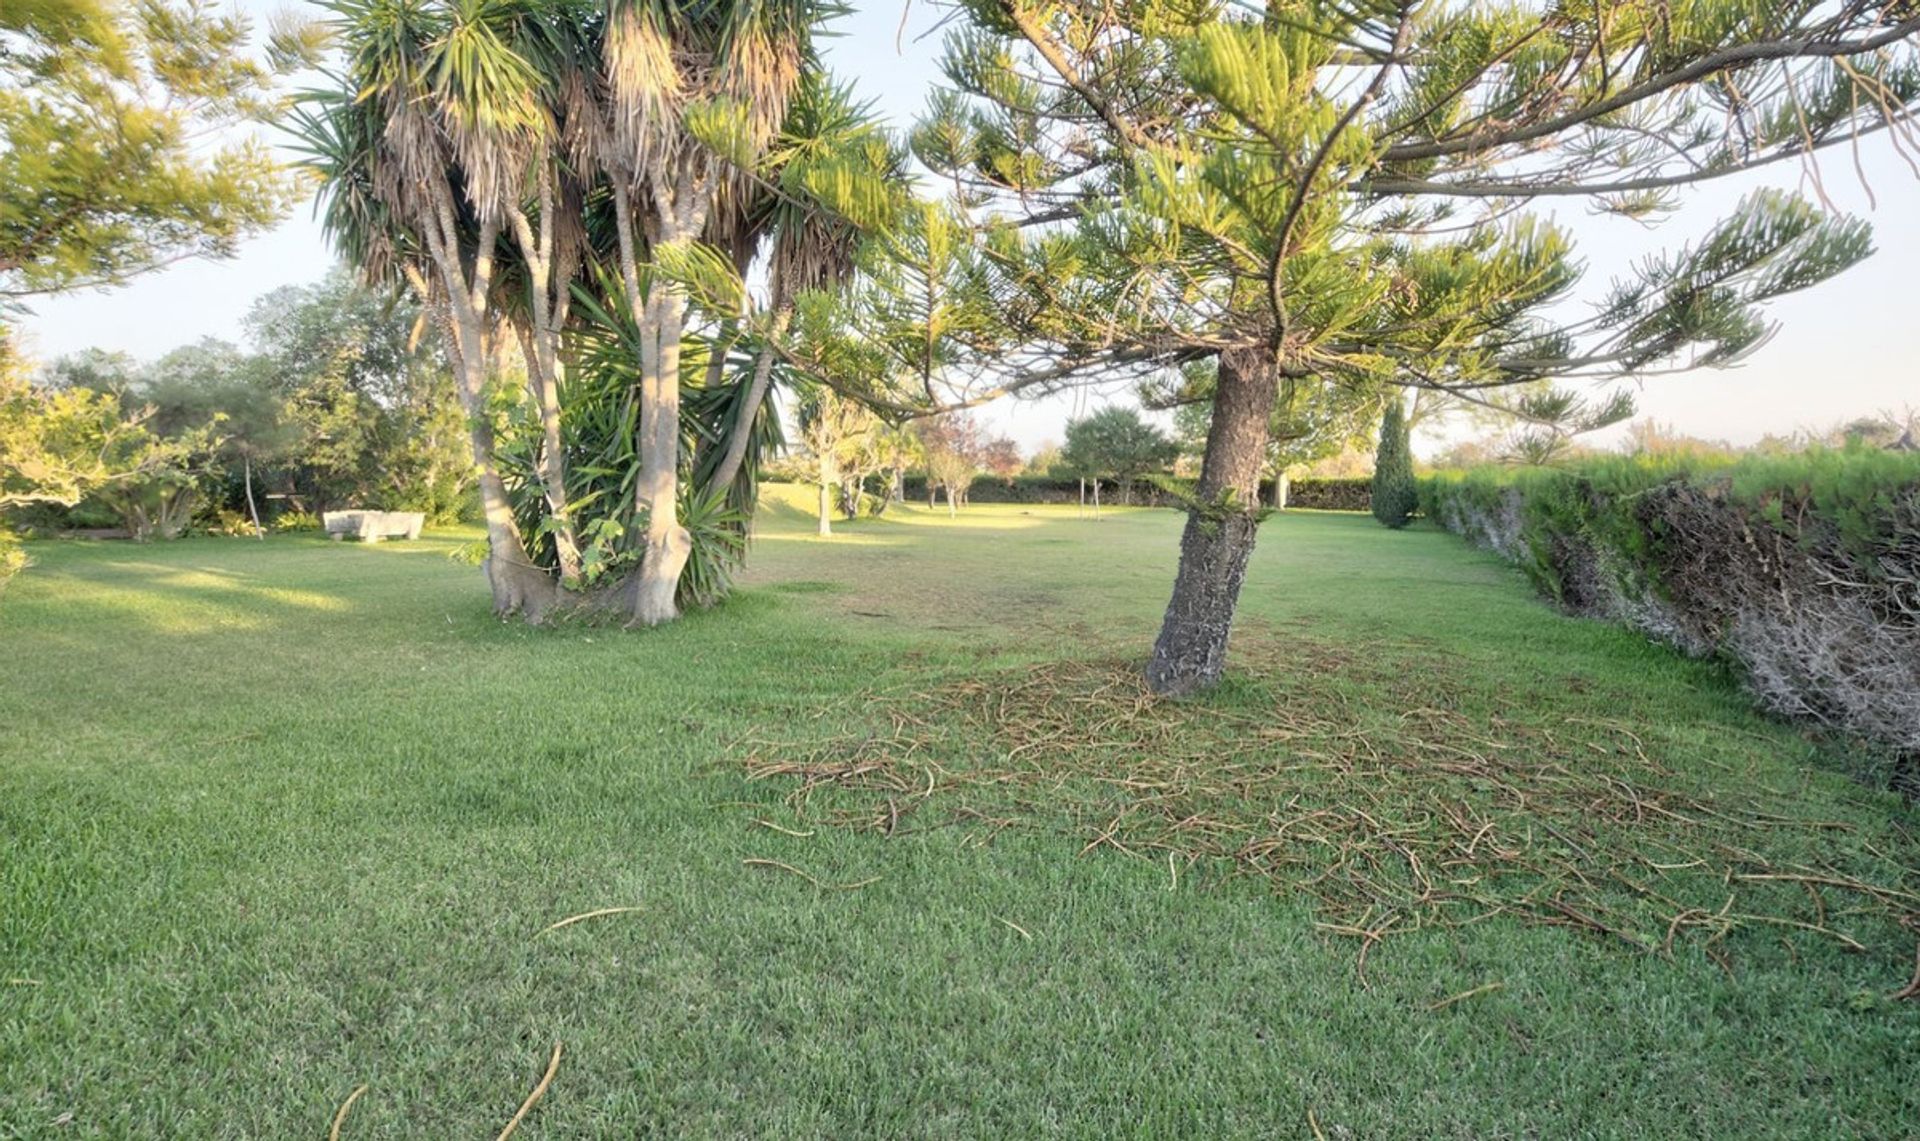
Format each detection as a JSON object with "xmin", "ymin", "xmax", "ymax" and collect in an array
[
  {"xmin": 744, "ymin": 858, "xmax": 881, "ymax": 891},
  {"xmin": 540, "ymin": 907, "xmax": 643, "ymax": 934},
  {"xmin": 495, "ymin": 1042, "xmax": 562, "ymax": 1141},
  {"xmin": 329, "ymin": 1084, "xmax": 368, "ymax": 1141}
]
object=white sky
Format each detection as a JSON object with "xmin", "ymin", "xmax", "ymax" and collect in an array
[{"xmin": 13, "ymin": 2, "xmax": 1918, "ymax": 455}]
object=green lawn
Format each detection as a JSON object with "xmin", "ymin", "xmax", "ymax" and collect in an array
[{"xmin": 2, "ymin": 487, "xmax": 1916, "ymax": 1138}]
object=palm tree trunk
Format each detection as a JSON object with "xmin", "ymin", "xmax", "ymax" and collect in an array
[
  {"xmin": 419, "ymin": 218, "xmax": 556, "ymax": 621},
  {"xmin": 507, "ymin": 192, "xmax": 583, "ymax": 587},
  {"xmin": 1145, "ymin": 347, "xmax": 1278, "ymax": 696},
  {"xmin": 609, "ymin": 195, "xmax": 690, "ymax": 626},
  {"xmin": 817, "ymin": 452, "xmax": 834, "ymax": 537},
  {"xmin": 632, "ymin": 288, "xmax": 694, "ymax": 625},
  {"xmin": 453, "ymin": 317, "xmax": 555, "ymax": 620},
  {"xmin": 529, "ymin": 349, "xmax": 581, "ymax": 583},
  {"xmin": 705, "ymin": 309, "xmax": 790, "ymax": 500}
]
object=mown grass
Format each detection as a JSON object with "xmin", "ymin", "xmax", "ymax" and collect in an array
[{"xmin": 2, "ymin": 486, "xmax": 1916, "ymax": 1138}]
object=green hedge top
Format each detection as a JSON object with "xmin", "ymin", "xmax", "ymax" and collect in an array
[
  {"xmin": 899, "ymin": 473, "xmax": 1373, "ymax": 510},
  {"xmin": 1424, "ymin": 448, "xmax": 1920, "ymax": 575}
]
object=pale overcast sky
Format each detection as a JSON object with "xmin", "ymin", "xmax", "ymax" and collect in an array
[{"xmin": 14, "ymin": 2, "xmax": 1918, "ymax": 453}]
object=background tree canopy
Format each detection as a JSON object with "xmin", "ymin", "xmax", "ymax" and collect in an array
[
  {"xmin": 0, "ymin": 0, "xmax": 313, "ymax": 326},
  {"xmin": 1058, "ymin": 406, "xmax": 1177, "ymax": 504}
]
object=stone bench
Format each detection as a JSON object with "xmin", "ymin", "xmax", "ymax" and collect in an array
[{"xmin": 323, "ymin": 510, "xmax": 425, "ymax": 543}]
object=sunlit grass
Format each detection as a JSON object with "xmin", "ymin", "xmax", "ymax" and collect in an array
[{"xmin": 2, "ymin": 488, "xmax": 1915, "ymax": 1137}]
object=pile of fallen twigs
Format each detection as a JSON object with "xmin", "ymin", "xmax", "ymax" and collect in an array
[{"xmin": 738, "ymin": 638, "xmax": 1920, "ymax": 982}]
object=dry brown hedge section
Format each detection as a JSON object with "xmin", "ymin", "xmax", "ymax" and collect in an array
[{"xmin": 1424, "ymin": 452, "xmax": 1920, "ymax": 780}]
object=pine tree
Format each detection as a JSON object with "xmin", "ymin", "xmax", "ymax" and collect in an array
[
  {"xmin": 854, "ymin": 1, "xmax": 1920, "ymax": 695},
  {"xmin": 1371, "ymin": 400, "xmax": 1417, "ymax": 530}
]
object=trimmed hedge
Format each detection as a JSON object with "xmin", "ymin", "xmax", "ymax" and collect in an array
[
  {"xmin": 900, "ymin": 474, "xmax": 1372, "ymax": 511},
  {"xmin": 1424, "ymin": 451, "xmax": 1920, "ymax": 768}
]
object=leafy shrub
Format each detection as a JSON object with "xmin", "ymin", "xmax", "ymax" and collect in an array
[
  {"xmin": 202, "ymin": 508, "xmax": 259, "ymax": 537},
  {"xmin": 0, "ymin": 529, "xmax": 27, "ymax": 595},
  {"xmin": 1424, "ymin": 450, "xmax": 1920, "ymax": 765},
  {"xmin": 1370, "ymin": 400, "xmax": 1417, "ymax": 528},
  {"xmin": 273, "ymin": 509, "xmax": 320, "ymax": 533},
  {"xmin": 676, "ymin": 485, "xmax": 749, "ymax": 610}
]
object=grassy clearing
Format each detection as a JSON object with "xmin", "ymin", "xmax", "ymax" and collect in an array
[{"xmin": 2, "ymin": 486, "xmax": 1916, "ymax": 1138}]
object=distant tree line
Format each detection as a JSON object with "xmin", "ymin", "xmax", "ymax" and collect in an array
[{"xmin": 3, "ymin": 271, "xmax": 473, "ymax": 540}]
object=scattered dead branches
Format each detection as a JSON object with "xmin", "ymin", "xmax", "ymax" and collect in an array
[{"xmin": 737, "ymin": 638, "xmax": 1920, "ymax": 978}]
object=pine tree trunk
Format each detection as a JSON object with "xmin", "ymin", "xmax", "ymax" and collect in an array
[{"xmin": 1145, "ymin": 347, "xmax": 1279, "ymax": 696}]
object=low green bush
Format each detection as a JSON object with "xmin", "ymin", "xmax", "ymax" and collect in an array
[
  {"xmin": 1424, "ymin": 450, "xmax": 1920, "ymax": 768},
  {"xmin": 899, "ymin": 474, "xmax": 1372, "ymax": 510},
  {"xmin": 272, "ymin": 509, "xmax": 321, "ymax": 533},
  {"xmin": 0, "ymin": 528, "xmax": 26, "ymax": 594}
]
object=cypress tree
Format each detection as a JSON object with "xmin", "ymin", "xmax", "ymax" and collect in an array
[{"xmin": 1371, "ymin": 401, "xmax": 1417, "ymax": 529}]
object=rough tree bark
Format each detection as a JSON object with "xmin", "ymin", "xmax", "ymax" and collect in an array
[{"xmin": 1144, "ymin": 345, "xmax": 1278, "ymax": 696}]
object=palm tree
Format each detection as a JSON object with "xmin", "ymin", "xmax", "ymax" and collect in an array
[
  {"xmin": 699, "ymin": 76, "xmax": 906, "ymax": 506},
  {"xmin": 297, "ymin": 0, "xmax": 559, "ymax": 618},
  {"xmin": 473, "ymin": 0, "xmax": 593, "ymax": 585},
  {"xmin": 586, "ymin": 0, "xmax": 832, "ymax": 625},
  {"xmin": 303, "ymin": 0, "xmax": 876, "ymax": 624}
]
